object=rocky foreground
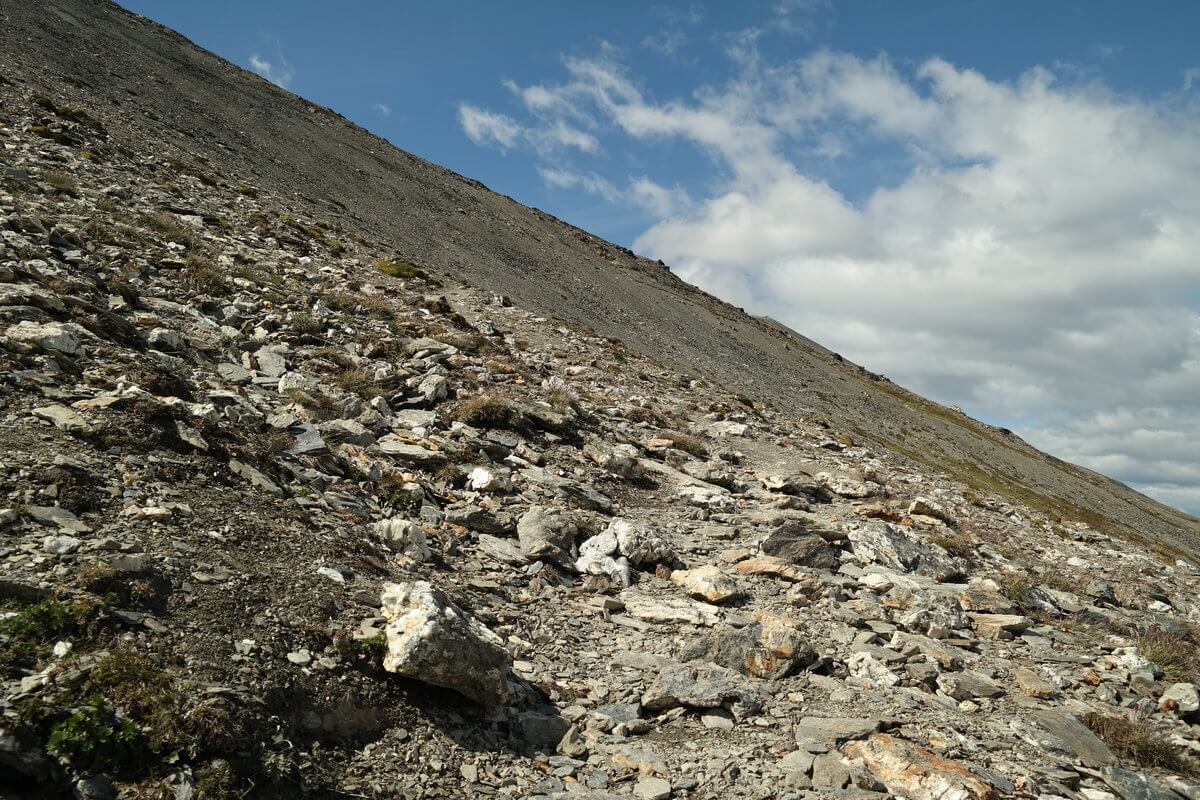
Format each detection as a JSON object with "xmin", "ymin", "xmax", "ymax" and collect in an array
[{"xmin": 2, "ymin": 71, "xmax": 1200, "ymax": 800}]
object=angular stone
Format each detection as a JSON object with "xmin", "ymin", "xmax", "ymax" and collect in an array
[
  {"xmin": 733, "ymin": 555, "xmax": 817, "ymax": 583},
  {"xmin": 969, "ymin": 613, "xmax": 1032, "ymax": 639},
  {"xmin": 794, "ymin": 717, "xmax": 881, "ymax": 749},
  {"xmin": 476, "ymin": 534, "xmax": 529, "ymax": 566},
  {"xmin": 908, "ymin": 497, "xmax": 957, "ymax": 526},
  {"xmin": 641, "ymin": 661, "xmax": 761, "ymax": 713},
  {"xmin": 32, "ymin": 404, "xmax": 92, "ymax": 435},
  {"xmin": 467, "ymin": 466, "xmax": 512, "ymax": 492},
  {"xmin": 25, "ymin": 505, "xmax": 91, "ymax": 533},
  {"xmin": 609, "ymin": 519, "xmax": 675, "ymax": 568},
  {"xmin": 1101, "ymin": 767, "xmax": 1180, "ymax": 800},
  {"xmin": 634, "ymin": 777, "xmax": 672, "ymax": 800},
  {"xmin": 681, "ymin": 616, "xmax": 815, "ymax": 680},
  {"xmin": 1014, "ymin": 668, "xmax": 1057, "ymax": 699},
  {"xmin": 937, "ymin": 671, "xmax": 1002, "ymax": 700},
  {"xmin": 373, "ymin": 518, "xmax": 431, "ymax": 562},
  {"xmin": 760, "ymin": 528, "xmax": 839, "ymax": 569},
  {"xmin": 380, "ymin": 581, "xmax": 510, "ymax": 706},
  {"xmin": 1160, "ymin": 682, "xmax": 1200, "ymax": 714},
  {"xmin": 445, "ymin": 505, "xmax": 507, "ymax": 534},
  {"xmin": 670, "ymin": 565, "xmax": 740, "ymax": 603},
  {"xmin": 5, "ymin": 321, "xmax": 84, "ymax": 355},
  {"xmin": 623, "ymin": 595, "xmax": 721, "ymax": 626},
  {"xmin": 516, "ymin": 506, "xmax": 577, "ymax": 565},
  {"xmin": 1024, "ymin": 709, "xmax": 1115, "ymax": 768},
  {"xmin": 843, "ymin": 733, "xmax": 995, "ymax": 800},
  {"xmin": 376, "ymin": 436, "xmax": 448, "ymax": 468},
  {"xmin": 228, "ymin": 459, "xmax": 283, "ymax": 496},
  {"xmin": 847, "ymin": 521, "xmax": 960, "ymax": 580}
]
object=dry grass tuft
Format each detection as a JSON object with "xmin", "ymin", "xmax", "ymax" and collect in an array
[
  {"xmin": 1084, "ymin": 712, "xmax": 1196, "ymax": 774},
  {"xmin": 1137, "ymin": 627, "xmax": 1200, "ymax": 684},
  {"xmin": 656, "ymin": 429, "xmax": 708, "ymax": 458},
  {"xmin": 454, "ymin": 393, "xmax": 521, "ymax": 430}
]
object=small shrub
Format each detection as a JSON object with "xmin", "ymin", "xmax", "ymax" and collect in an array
[
  {"xmin": 1137, "ymin": 627, "xmax": 1199, "ymax": 684},
  {"xmin": 996, "ymin": 572, "xmax": 1037, "ymax": 611},
  {"xmin": 181, "ymin": 254, "xmax": 229, "ymax": 296},
  {"xmin": 454, "ymin": 393, "xmax": 521, "ymax": 430},
  {"xmin": 928, "ymin": 531, "xmax": 976, "ymax": 562},
  {"xmin": 1083, "ymin": 712, "xmax": 1196, "ymax": 774},
  {"xmin": 0, "ymin": 598, "xmax": 100, "ymax": 674},
  {"xmin": 334, "ymin": 366, "xmax": 381, "ymax": 399},
  {"xmin": 194, "ymin": 760, "xmax": 236, "ymax": 799},
  {"xmin": 283, "ymin": 388, "xmax": 340, "ymax": 421},
  {"xmin": 140, "ymin": 211, "xmax": 200, "ymax": 249},
  {"xmin": 656, "ymin": 429, "xmax": 708, "ymax": 458},
  {"xmin": 378, "ymin": 473, "xmax": 422, "ymax": 513},
  {"xmin": 289, "ymin": 312, "xmax": 325, "ymax": 337},
  {"xmin": 375, "ymin": 258, "xmax": 425, "ymax": 280},
  {"xmin": 47, "ymin": 698, "xmax": 153, "ymax": 774},
  {"xmin": 44, "ymin": 170, "xmax": 78, "ymax": 196}
]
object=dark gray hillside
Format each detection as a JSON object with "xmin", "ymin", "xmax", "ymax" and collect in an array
[{"xmin": 2, "ymin": 0, "xmax": 1196, "ymax": 555}]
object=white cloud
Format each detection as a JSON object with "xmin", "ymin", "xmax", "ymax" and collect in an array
[
  {"xmin": 248, "ymin": 38, "xmax": 294, "ymax": 88},
  {"xmin": 463, "ymin": 47, "xmax": 1200, "ymax": 515},
  {"xmin": 629, "ymin": 177, "xmax": 691, "ymax": 216},
  {"xmin": 537, "ymin": 168, "xmax": 691, "ymax": 215},
  {"xmin": 538, "ymin": 167, "xmax": 622, "ymax": 202},
  {"xmin": 458, "ymin": 104, "xmax": 522, "ymax": 150},
  {"xmin": 375, "ymin": 103, "xmax": 392, "ymax": 117},
  {"xmin": 458, "ymin": 104, "xmax": 597, "ymax": 154},
  {"xmin": 643, "ymin": 30, "xmax": 687, "ymax": 57}
]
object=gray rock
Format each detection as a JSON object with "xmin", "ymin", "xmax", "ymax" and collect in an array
[
  {"xmin": 641, "ymin": 661, "xmax": 761, "ymax": 714},
  {"xmin": 228, "ymin": 459, "xmax": 283, "ymax": 496},
  {"xmin": 5, "ymin": 320, "xmax": 84, "ymax": 355},
  {"xmin": 810, "ymin": 753, "xmax": 851, "ymax": 789},
  {"xmin": 609, "ymin": 519, "xmax": 676, "ymax": 568},
  {"xmin": 760, "ymin": 528, "xmax": 839, "ymax": 569},
  {"xmin": 476, "ymin": 534, "xmax": 529, "ymax": 566},
  {"xmin": 216, "ymin": 362, "xmax": 253, "ymax": 384},
  {"xmin": 634, "ymin": 777, "xmax": 672, "ymax": 800},
  {"xmin": 680, "ymin": 619, "xmax": 815, "ymax": 680},
  {"xmin": 373, "ymin": 518, "xmax": 431, "ymax": 562},
  {"xmin": 936, "ymin": 670, "xmax": 1003, "ymax": 700},
  {"xmin": 847, "ymin": 521, "xmax": 960, "ymax": 579},
  {"xmin": 1160, "ymin": 682, "xmax": 1200, "ymax": 714},
  {"xmin": 1023, "ymin": 709, "xmax": 1115, "ymax": 768},
  {"xmin": 1102, "ymin": 767, "xmax": 1181, "ymax": 800},
  {"xmin": 147, "ymin": 327, "xmax": 185, "ymax": 351},
  {"xmin": 793, "ymin": 717, "xmax": 882, "ymax": 750},
  {"xmin": 517, "ymin": 505, "xmax": 578, "ymax": 564},
  {"xmin": 26, "ymin": 505, "xmax": 91, "ymax": 533},
  {"xmin": 380, "ymin": 581, "xmax": 511, "ymax": 706},
  {"xmin": 446, "ymin": 505, "xmax": 508, "ymax": 534},
  {"xmin": 32, "ymin": 404, "xmax": 93, "ymax": 435},
  {"xmin": 376, "ymin": 436, "xmax": 448, "ymax": 468}
]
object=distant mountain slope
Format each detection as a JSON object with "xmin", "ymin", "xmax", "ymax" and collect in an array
[{"xmin": 3, "ymin": 0, "xmax": 1196, "ymax": 555}]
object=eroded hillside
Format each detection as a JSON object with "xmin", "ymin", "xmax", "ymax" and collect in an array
[
  {"xmin": 0, "ymin": 0, "xmax": 1197, "ymax": 559},
  {"xmin": 2, "ymin": 67, "xmax": 1200, "ymax": 800}
]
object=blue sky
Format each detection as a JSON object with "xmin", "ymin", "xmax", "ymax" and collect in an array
[
  {"xmin": 120, "ymin": 1, "xmax": 1198, "ymax": 245},
  {"xmin": 120, "ymin": 1, "xmax": 1200, "ymax": 515}
]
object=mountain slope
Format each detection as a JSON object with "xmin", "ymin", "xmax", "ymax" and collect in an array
[
  {"xmin": 6, "ymin": 5, "xmax": 1200, "ymax": 800},
  {"xmin": 1, "ymin": 0, "xmax": 1195, "ymax": 558}
]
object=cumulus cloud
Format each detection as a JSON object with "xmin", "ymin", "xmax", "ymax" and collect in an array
[
  {"xmin": 374, "ymin": 102, "xmax": 392, "ymax": 117},
  {"xmin": 537, "ymin": 168, "xmax": 691, "ymax": 215},
  {"xmin": 248, "ymin": 38, "xmax": 294, "ymax": 88},
  {"xmin": 458, "ymin": 105, "xmax": 523, "ymax": 150},
  {"xmin": 458, "ymin": 103, "xmax": 597, "ymax": 154},
  {"xmin": 459, "ymin": 46, "xmax": 1200, "ymax": 515}
]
